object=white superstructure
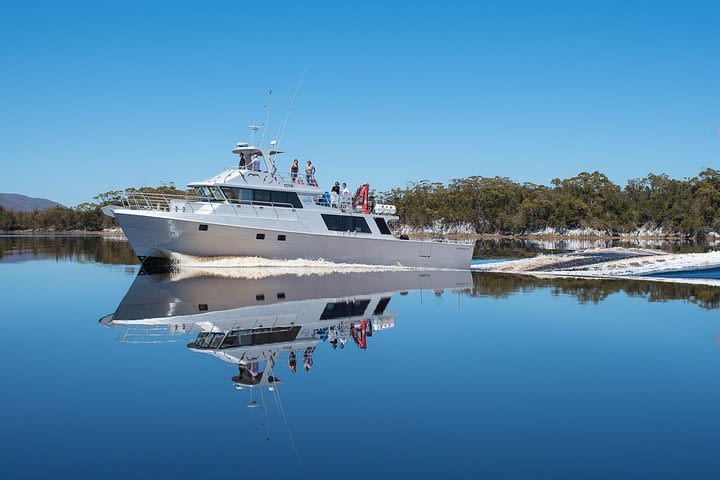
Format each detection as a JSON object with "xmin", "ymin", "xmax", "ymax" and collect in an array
[{"xmin": 104, "ymin": 142, "xmax": 474, "ymax": 268}]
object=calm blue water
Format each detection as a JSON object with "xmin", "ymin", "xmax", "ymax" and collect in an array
[
  {"xmin": 2, "ymin": 236, "xmax": 720, "ymax": 479},
  {"xmin": 652, "ymin": 267, "xmax": 720, "ymax": 279}
]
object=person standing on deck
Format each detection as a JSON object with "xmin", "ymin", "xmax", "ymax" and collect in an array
[
  {"xmin": 248, "ymin": 361, "xmax": 260, "ymax": 380},
  {"xmin": 305, "ymin": 160, "xmax": 316, "ymax": 186},
  {"xmin": 238, "ymin": 152, "xmax": 247, "ymax": 169},
  {"xmin": 331, "ymin": 181, "xmax": 340, "ymax": 207},
  {"xmin": 250, "ymin": 154, "xmax": 261, "ymax": 172},
  {"xmin": 328, "ymin": 327, "xmax": 339, "ymax": 349},
  {"xmin": 288, "ymin": 351, "xmax": 297, "ymax": 373},
  {"xmin": 340, "ymin": 182, "xmax": 351, "ymax": 210},
  {"xmin": 290, "ymin": 159, "xmax": 299, "ymax": 182},
  {"xmin": 303, "ymin": 346, "xmax": 315, "ymax": 372}
]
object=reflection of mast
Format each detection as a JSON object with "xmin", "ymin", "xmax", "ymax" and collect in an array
[
  {"xmin": 236, "ymin": 356, "xmax": 302, "ymax": 459},
  {"xmin": 270, "ymin": 382, "xmax": 303, "ymax": 463}
]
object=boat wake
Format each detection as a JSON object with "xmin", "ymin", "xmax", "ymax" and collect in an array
[
  {"xmin": 169, "ymin": 253, "xmax": 424, "ymax": 280},
  {"xmin": 471, "ymin": 248, "xmax": 720, "ymax": 286}
]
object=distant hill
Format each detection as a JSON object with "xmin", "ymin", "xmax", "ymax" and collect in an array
[{"xmin": 0, "ymin": 193, "xmax": 65, "ymax": 212}]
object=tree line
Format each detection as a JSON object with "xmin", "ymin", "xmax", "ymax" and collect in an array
[
  {"xmin": 0, "ymin": 234, "xmax": 139, "ymax": 265},
  {"xmin": 380, "ymin": 168, "xmax": 720, "ymax": 236},
  {"xmin": 468, "ymin": 272, "xmax": 720, "ymax": 309},
  {"xmin": 1, "ymin": 170, "xmax": 719, "ymax": 237},
  {"xmin": 0, "ymin": 186, "xmax": 192, "ymax": 232}
]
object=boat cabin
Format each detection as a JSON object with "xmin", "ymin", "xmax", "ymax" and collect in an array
[{"xmin": 182, "ymin": 144, "xmax": 398, "ymax": 234}]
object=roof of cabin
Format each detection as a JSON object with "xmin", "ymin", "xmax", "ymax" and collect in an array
[
  {"xmin": 231, "ymin": 145, "xmax": 284, "ymax": 156},
  {"xmin": 188, "ymin": 169, "xmax": 321, "ymax": 193}
]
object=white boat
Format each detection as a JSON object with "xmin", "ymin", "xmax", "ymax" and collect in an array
[{"xmin": 103, "ymin": 142, "xmax": 474, "ymax": 269}]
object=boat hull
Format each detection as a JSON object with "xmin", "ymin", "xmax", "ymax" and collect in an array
[{"xmin": 114, "ymin": 209, "xmax": 474, "ymax": 269}]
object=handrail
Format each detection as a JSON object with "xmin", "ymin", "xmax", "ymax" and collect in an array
[
  {"xmin": 119, "ymin": 191, "xmax": 300, "ymax": 221},
  {"xmin": 230, "ymin": 167, "xmax": 317, "ymax": 186},
  {"xmin": 428, "ymin": 238, "xmax": 475, "ymax": 245}
]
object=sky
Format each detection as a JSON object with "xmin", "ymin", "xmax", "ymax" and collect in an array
[{"xmin": 1, "ymin": 0, "xmax": 719, "ymax": 206}]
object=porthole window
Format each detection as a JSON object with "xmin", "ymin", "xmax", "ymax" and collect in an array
[{"xmin": 256, "ymin": 233, "xmax": 265, "ymax": 240}]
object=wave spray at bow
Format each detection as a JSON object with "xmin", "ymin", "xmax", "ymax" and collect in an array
[
  {"xmin": 169, "ymin": 253, "xmax": 422, "ymax": 279},
  {"xmin": 471, "ymin": 248, "xmax": 720, "ymax": 286}
]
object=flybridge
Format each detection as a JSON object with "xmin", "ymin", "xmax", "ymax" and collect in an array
[{"xmin": 191, "ymin": 143, "xmax": 320, "ymax": 194}]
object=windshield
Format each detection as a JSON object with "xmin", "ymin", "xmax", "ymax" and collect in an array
[
  {"xmin": 194, "ymin": 186, "xmax": 225, "ymax": 202},
  {"xmin": 192, "ymin": 332, "xmax": 225, "ymax": 349}
]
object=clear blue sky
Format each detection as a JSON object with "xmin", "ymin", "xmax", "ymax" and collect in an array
[{"xmin": 1, "ymin": 0, "xmax": 718, "ymax": 206}]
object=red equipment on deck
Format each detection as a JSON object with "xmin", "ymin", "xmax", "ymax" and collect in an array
[
  {"xmin": 351, "ymin": 319, "xmax": 373, "ymax": 350},
  {"xmin": 353, "ymin": 184, "xmax": 370, "ymax": 214}
]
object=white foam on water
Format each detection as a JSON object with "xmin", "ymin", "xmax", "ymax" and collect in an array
[
  {"xmin": 169, "ymin": 253, "xmax": 428, "ymax": 280},
  {"xmin": 472, "ymin": 247, "xmax": 720, "ymax": 286},
  {"xmin": 566, "ymin": 251, "xmax": 720, "ymax": 277},
  {"xmin": 530, "ymin": 272, "xmax": 720, "ymax": 288}
]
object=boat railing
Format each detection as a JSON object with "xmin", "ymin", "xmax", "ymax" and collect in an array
[
  {"xmin": 428, "ymin": 238, "xmax": 475, "ymax": 245},
  {"xmin": 121, "ymin": 192, "xmax": 199, "ymax": 211},
  {"xmin": 120, "ymin": 191, "xmax": 301, "ymax": 221},
  {"xmin": 312, "ymin": 195, "xmax": 357, "ymax": 213},
  {"xmin": 276, "ymin": 170, "xmax": 318, "ymax": 186},
  {"xmin": 232, "ymin": 167, "xmax": 319, "ymax": 187},
  {"xmin": 225, "ymin": 198, "xmax": 300, "ymax": 220},
  {"xmin": 117, "ymin": 324, "xmax": 194, "ymax": 344},
  {"xmin": 313, "ymin": 195, "xmax": 333, "ymax": 208}
]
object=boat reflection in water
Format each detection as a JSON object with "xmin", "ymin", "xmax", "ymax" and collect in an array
[{"xmin": 100, "ymin": 269, "xmax": 473, "ymax": 395}]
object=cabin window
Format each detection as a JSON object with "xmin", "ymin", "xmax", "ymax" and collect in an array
[
  {"xmin": 320, "ymin": 300, "xmax": 371, "ymax": 320},
  {"xmin": 256, "ymin": 233, "xmax": 265, "ymax": 240},
  {"xmin": 321, "ymin": 214, "xmax": 372, "ymax": 233},
  {"xmin": 220, "ymin": 326, "xmax": 301, "ymax": 348},
  {"xmin": 374, "ymin": 217, "xmax": 392, "ymax": 235},
  {"xmin": 240, "ymin": 188, "xmax": 255, "ymax": 202},
  {"xmin": 221, "ymin": 187, "xmax": 237, "ymax": 201},
  {"xmin": 192, "ymin": 332, "xmax": 225, "ymax": 349},
  {"xmin": 254, "ymin": 189, "xmax": 271, "ymax": 203},
  {"xmin": 271, "ymin": 191, "xmax": 286, "ymax": 204},
  {"xmin": 194, "ymin": 186, "xmax": 225, "ymax": 202},
  {"xmin": 217, "ymin": 187, "xmax": 302, "ymax": 208},
  {"xmin": 279, "ymin": 191, "xmax": 303, "ymax": 208},
  {"xmin": 373, "ymin": 297, "xmax": 392, "ymax": 315},
  {"xmin": 220, "ymin": 186, "xmax": 252, "ymax": 202},
  {"xmin": 198, "ymin": 224, "xmax": 208, "ymax": 231},
  {"xmin": 277, "ymin": 234, "xmax": 286, "ymax": 241}
]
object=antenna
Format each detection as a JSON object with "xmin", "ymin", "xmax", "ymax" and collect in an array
[
  {"xmin": 261, "ymin": 90, "xmax": 273, "ymax": 146},
  {"xmin": 277, "ymin": 66, "xmax": 308, "ymax": 145},
  {"xmin": 249, "ymin": 121, "xmax": 261, "ymax": 146}
]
